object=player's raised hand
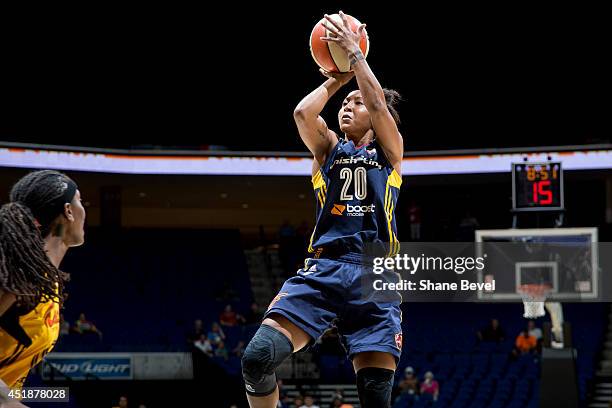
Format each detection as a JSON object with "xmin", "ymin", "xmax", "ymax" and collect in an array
[
  {"xmin": 319, "ymin": 68, "xmax": 354, "ymax": 85},
  {"xmin": 320, "ymin": 10, "xmax": 366, "ymax": 55}
]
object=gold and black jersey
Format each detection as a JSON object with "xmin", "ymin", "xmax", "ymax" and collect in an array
[{"xmin": 0, "ymin": 300, "xmax": 60, "ymax": 389}]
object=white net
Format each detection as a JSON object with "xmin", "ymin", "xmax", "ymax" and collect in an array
[
  {"xmin": 519, "ymin": 284, "xmax": 551, "ymax": 318},
  {"xmin": 522, "ymin": 300, "xmax": 546, "ymax": 318}
]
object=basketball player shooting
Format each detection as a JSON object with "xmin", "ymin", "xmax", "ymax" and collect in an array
[{"xmin": 241, "ymin": 11, "xmax": 404, "ymax": 408}]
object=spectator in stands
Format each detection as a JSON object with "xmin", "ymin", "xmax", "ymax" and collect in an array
[
  {"xmin": 276, "ymin": 379, "xmax": 290, "ymax": 408},
  {"xmin": 138, "ymin": 404, "xmax": 147, "ymax": 408},
  {"xmin": 408, "ymin": 200, "xmax": 422, "ymax": 240},
  {"xmin": 477, "ymin": 318, "xmax": 506, "ymax": 343},
  {"xmin": 330, "ymin": 396, "xmax": 343, "ymax": 407},
  {"xmin": 112, "ymin": 395, "xmax": 128, "ymax": 408},
  {"xmin": 187, "ymin": 319, "xmax": 205, "ymax": 345},
  {"xmin": 296, "ymin": 221, "xmax": 311, "ymax": 254},
  {"xmin": 278, "ymin": 394, "xmax": 291, "ymax": 408},
  {"xmin": 244, "ymin": 301, "xmax": 263, "ymax": 325},
  {"xmin": 331, "ymin": 389, "xmax": 343, "ymax": 401},
  {"xmin": 330, "ymin": 390, "xmax": 354, "ymax": 408},
  {"xmin": 294, "ymin": 396, "xmax": 304, "ymax": 408},
  {"xmin": 74, "ymin": 312, "xmax": 103, "ymax": 339},
  {"xmin": 279, "ymin": 220, "xmax": 296, "ymax": 238},
  {"xmin": 419, "ymin": 371, "xmax": 439, "ymax": 401},
  {"xmin": 220, "ymin": 304, "xmax": 245, "ymax": 327},
  {"xmin": 457, "ymin": 210, "xmax": 480, "ymax": 241},
  {"xmin": 59, "ymin": 313, "xmax": 70, "ymax": 337},
  {"xmin": 300, "ymin": 395, "xmax": 320, "ymax": 408},
  {"xmin": 397, "ymin": 366, "xmax": 419, "ymax": 396},
  {"xmin": 232, "ymin": 340, "xmax": 246, "ymax": 358},
  {"xmin": 207, "ymin": 322, "xmax": 226, "ymax": 346},
  {"xmin": 514, "ymin": 330, "xmax": 537, "ymax": 356},
  {"xmin": 278, "ymin": 220, "xmax": 297, "ymax": 276},
  {"xmin": 527, "ymin": 320, "xmax": 542, "ymax": 340},
  {"xmin": 194, "ymin": 334, "xmax": 213, "ymax": 357},
  {"xmin": 215, "ymin": 340, "xmax": 229, "ymax": 361},
  {"xmin": 527, "ymin": 320, "xmax": 543, "ymax": 353}
]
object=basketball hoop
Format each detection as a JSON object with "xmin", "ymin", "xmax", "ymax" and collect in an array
[{"xmin": 518, "ymin": 284, "xmax": 552, "ymax": 318}]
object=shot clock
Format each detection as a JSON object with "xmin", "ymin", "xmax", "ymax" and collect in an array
[{"xmin": 512, "ymin": 162, "xmax": 564, "ymax": 211}]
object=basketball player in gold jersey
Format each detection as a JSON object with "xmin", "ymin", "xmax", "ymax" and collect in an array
[{"xmin": 0, "ymin": 170, "xmax": 85, "ymax": 407}]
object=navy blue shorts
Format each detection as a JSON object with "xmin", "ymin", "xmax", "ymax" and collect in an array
[{"xmin": 264, "ymin": 253, "xmax": 403, "ymax": 362}]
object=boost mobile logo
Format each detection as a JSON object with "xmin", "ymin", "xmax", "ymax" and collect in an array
[
  {"xmin": 331, "ymin": 203, "xmax": 375, "ymax": 217},
  {"xmin": 331, "ymin": 204, "xmax": 346, "ymax": 215}
]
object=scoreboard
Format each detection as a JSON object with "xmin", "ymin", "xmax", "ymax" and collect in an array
[{"xmin": 512, "ymin": 162, "xmax": 564, "ymax": 211}]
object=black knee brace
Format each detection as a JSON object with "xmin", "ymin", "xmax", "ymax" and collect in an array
[
  {"xmin": 356, "ymin": 367, "xmax": 395, "ymax": 408},
  {"xmin": 241, "ymin": 324, "xmax": 294, "ymax": 396}
]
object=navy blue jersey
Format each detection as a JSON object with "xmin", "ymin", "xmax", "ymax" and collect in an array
[{"xmin": 308, "ymin": 138, "xmax": 402, "ymax": 257}]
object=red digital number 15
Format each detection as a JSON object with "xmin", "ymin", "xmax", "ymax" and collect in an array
[{"xmin": 532, "ymin": 180, "xmax": 552, "ymax": 204}]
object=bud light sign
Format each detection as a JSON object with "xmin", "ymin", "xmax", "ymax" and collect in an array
[{"xmin": 43, "ymin": 353, "xmax": 132, "ymax": 380}]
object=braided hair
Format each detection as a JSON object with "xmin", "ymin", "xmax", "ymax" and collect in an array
[
  {"xmin": 382, "ymin": 88, "xmax": 402, "ymax": 125},
  {"xmin": 0, "ymin": 170, "xmax": 76, "ymax": 311}
]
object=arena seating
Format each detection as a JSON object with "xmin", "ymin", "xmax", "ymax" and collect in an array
[
  {"xmin": 55, "ymin": 228, "xmax": 254, "ymax": 353},
  {"xmin": 391, "ymin": 302, "xmax": 606, "ymax": 408},
  {"xmin": 283, "ymin": 302, "xmax": 606, "ymax": 408},
  {"xmin": 53, "ymin": 231, "xmax": 607, "ymax": 407}
]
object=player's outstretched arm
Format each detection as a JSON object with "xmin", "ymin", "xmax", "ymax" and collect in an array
[
  {"xmin": 322, "ymin": 11, "xmax": 404, "ymax": 174},
  {"xmin": 294, "ymin": 71, "xmax": 353, "ymax": 166}
]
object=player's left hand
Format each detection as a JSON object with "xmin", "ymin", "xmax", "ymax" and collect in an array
[
  {"xmin": 320, "ymin": 10, "xmax": 366, "ymax": 55},
  {"xmin": 319, "ymin": 68, "xmax": 354, "ymax": 85}
]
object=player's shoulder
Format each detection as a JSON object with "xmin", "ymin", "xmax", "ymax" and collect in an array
[
  {"xmin": 319, "ymin": 138, "xmax": 344, "ymax": 170},
  {"xmin": 370, "ymin": 139, "xmax": 395, "ymax": 169}
]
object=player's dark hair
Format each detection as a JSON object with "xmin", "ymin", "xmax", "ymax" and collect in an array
[
  {"xmin": 0, "ymin": 170, "xmax": 75, "ymax": 311},
  {"xmin": 383, "ymin": 88, "xmax": 402, "ymax": 125}
]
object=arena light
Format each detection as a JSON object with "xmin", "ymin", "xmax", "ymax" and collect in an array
[{"xmin": 1, "ymin": 144, "xmax": 611, "ymax": 176}]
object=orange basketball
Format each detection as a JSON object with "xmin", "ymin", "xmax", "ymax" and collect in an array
[{"xmin": 309, "ymin": 13, "xmax": 369, "ymax": 73}]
